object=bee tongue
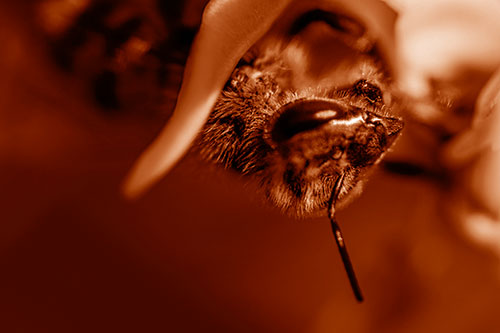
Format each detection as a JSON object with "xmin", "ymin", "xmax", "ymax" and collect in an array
[{"xmin": 327, "ymin": 173, "xmax": 364, "ymax": 302}]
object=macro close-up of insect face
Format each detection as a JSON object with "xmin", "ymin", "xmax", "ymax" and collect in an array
[
  {"xmin": 197, "ymin": 9, "xmax": 404, "ymax": 217},
  {"xmin": 3, "ymin": 0, "xmax": 500, "ymax": 331}
]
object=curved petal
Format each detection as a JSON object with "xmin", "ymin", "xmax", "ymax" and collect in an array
[{"xmin": 122, "ymin": 0, "xmax": 293, "ymax": 199}]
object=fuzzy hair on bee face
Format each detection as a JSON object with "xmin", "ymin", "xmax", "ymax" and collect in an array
[{"xmin": 196, "ymin": 14, "xmax": 403, "ymax": 217}]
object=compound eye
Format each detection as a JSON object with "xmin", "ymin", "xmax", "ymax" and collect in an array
[{"xmin": 353, "ymin": 79, "xmax": 383, "ymax": 104}]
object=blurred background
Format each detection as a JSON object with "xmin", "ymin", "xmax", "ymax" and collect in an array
[{"xmin": 1, "ymin": 1, "xmax": 500, "ymax": 332}]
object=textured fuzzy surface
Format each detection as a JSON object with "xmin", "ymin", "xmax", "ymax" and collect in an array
[{"xmin": 197, "ymin": 19, "xmax": 404, "ymax": 216}]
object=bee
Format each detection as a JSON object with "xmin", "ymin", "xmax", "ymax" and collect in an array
[{"xmin": 196, "ymin": 9, "xmax": 403, "ymax": 217}]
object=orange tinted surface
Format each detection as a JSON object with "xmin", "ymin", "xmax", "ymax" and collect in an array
[{"xmin": 1, "ymin": 1, "xmax": 500, "ymax": 332}]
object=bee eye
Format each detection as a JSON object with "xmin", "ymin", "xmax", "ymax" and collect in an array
[{"xmin": 353, "ymin": 79, "xmax": 383, "ymax": 104}]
